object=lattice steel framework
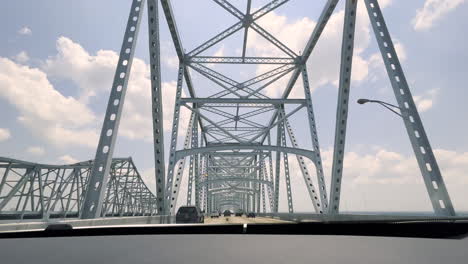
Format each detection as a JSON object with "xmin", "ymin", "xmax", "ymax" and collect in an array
[
  {"xmin": 0, "ymin": 157, "xmax": 156, "ymax": 220},
  {"xmin": 54, "ymin": 0, "xmax": 454, "ymax": 218}
]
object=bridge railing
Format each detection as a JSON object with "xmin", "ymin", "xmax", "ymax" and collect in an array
[{"xmin": 257, "ymin": 212, "xmax": 466, "ymax": 222}]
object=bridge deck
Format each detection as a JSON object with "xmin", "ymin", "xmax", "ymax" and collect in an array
[{"xmin": 205, "ymin": 216, "xmax": 291, "ymax": 224}]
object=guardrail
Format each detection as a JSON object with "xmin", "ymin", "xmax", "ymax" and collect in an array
[
  {"xmin": 257, "ymin": 213, "xmax": 468, "ymax": 222},
  {"xmin": 0, "ymin": 215, "xmax": 175, "ymax": 232}
]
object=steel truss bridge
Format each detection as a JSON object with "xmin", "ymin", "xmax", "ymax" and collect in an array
[{"xmin": 0, "ymin": 0, "xmax": 457, "ymax": 220}]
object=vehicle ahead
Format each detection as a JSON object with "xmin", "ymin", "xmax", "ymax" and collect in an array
[
  {"xmin": 223, "ymin": 210, "xmax": 232, "ymax": 217},
  {"xmin": 247, "ymin": 212, "xmax": 256, "ymax": 218},
  {"xmin": 235, "ymin": 209, "xmax": 244, "ymax": 217},
  {"xmin": 210, "ymin": 211, "xmax": 220, "ymax": 218},
  {"xmin": 176, "ymin": 206, "xmax": 204, "ymax": 224}
]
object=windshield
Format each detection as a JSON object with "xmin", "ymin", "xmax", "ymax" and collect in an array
[{"xmin": 0, "ymin": 0, "xmax": 467, "ymax": 233}]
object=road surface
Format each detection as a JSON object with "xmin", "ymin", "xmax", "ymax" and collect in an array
[{"xmin": 204, "ymin": 216, "xmax": 291, "ymax": 224}]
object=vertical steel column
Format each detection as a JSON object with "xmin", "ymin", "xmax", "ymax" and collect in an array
[
  {"xmin": 186, "ymin": 114, "xmax": 198, "ymax": 205},
  {"xmin": 267, "ymin": 133, "xmax": 275, "ymax": 212},
  {"xmin": 187, "ymin": 155, "xmax": 194, "ymax": 205},
  {"xmin": 279, "ymin": 108, "xmax": 294, "ymax": 213},
  {"xmin": 147, "ymin": 0, "xmax": 166, "ymax": 214},
  {"xmin": 164, "ymin": 64, "xmax": 185, "ymax": 214},
  {"xmin": 203, "ymin": 157, "xmax": 209, "ymax": 212},
  {"xmin": 364, "ymin": 0, "xmax": 455, "ymax": 216},
  {"xmin": 260, "ymin": 158, "xmax": 267, "ymax": 213},
  {"xmin": 256, "ymin": 158, "xmax": 261, "ymax": 213},
  {"xmin": 301, "ymin": 67, "xmax": 328, "ymax": 209},
  {"xmin": 196, "ymin": 152, "xmax": 207, "ymax": 207},
  {"xmin": 81, "ymin": 0, "xmax": 145, "ymax": 219},
  {"xmin": 193, "ymin": 117, "xmax": 200, "ymax": 205},
  {"xmin": 169, "ymin": 112, "xmax": 195, "ymax": 211},
  {"xmin": 274, "ymin": 114, "xmax": 282, "ymax": 213},
  {"xmin": 329, "ymin": 0, "xmax": 358, "ymax": 214},
  {"xmin": 203, "ymin": 182, "xmax": 208, "ymax": 212},
  {"xmin": 284, "ymin": 118, "xmax": 322, "ymax": 213}
]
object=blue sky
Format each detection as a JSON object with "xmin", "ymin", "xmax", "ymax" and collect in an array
[{"xmin": 0, "ymin": 0, "xmax": 467, "ymax": 212}]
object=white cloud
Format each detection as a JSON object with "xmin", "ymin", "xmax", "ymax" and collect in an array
[
  {"xmin": 0, "ymin": 57, "xmax": 98, "ymax": 148},
  {"xmin": 141, "ymin": 167, "xmax": 157, "ymax": 193},
  {"xmin": 162, "ymin": 41, "xmax": 179, "ymax": 70},
  {"xmin": 247, "ymin": 2, "xmax": 374, "ymax": 98},
  {"xmin": 413, "ymin": 88, "xmax": 439, "ymax": 112},
  {"xmin": 286, "ymin": 146, "xmax": 468, "ymax": 212},
  {"xmin": 1, "ymin": 36, "xmax": 191, "ymax": 151},
  {"xmin": 42, "ymin": 37, "xmax": 190, "ymax": 142},
  {"xmin": 379, "ymin": 0, "xmax": 394, "ymax": 8},
  {"xmin": 26, "ymin": 146, "xmax": 45, "ymax": 156},
  {"xmin": 43, "ymin": 37, "xmax": 118, "ymax": 103},
  {"xmin": 213, "ymin": 45, "xmax": 225, "ymax": 57},
  {"xmin": 58, "ymin": 154, "xmax": 79, "ymax": 164},
  {"xmin": 18, "ymin": 26, "xmax": 32, "ymax": 35},
  {"xmin": 0, "ymin": 128, "xmax": 11, "ymax": 141},
  {"xmin": 13, "ymin": 51, "xmax": 29, "ymax": 64},
  {"xmin": 412, "ymin": 0, "xmax": 467, "ymax": 31}
]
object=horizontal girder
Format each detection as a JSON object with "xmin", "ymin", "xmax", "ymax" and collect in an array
[{"xmin": 175, "ymin": 145, "xmax": 317, "ymax": 163}]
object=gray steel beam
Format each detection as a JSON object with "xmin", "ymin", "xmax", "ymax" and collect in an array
[
  {"xmin": 329, "ymin": 0, "xmax": 357, "ymax": 214},
  {"xmin": 241, "ymin": 0, "xmax": 252, "ymax": 59},
  {"xmin": 213, "ymin": 0, "xmax": 245, "ymax": 21},
  {"xmin": 170, "ymin": 112, "xmax": 195, "ymax": 211},
  {"xmin": 164, "ymin": 64, "xmax": 185, "ymax": 214},
  {"xmin": 260, "ymin": 0, "xmax": 339, "ymax": 144},
  {"xmin": 279, "ymin": 109, "xmax": 294, "ymax": 213},
  {"xmin": 201, "ymin": 177, "xmax": 272, "ymax": 186},
  {"xmin": 301, "ymin": 67, "xmax": 328, "ymax": 210},
  {"xmin": 147, "ymin": 0, "xmax": 166, "ymax": 214},
  {"xmin": 176, "ymin": 145, "xmax": 317, "ymax": 163},
  {"xmin": 250, "ymin": 0, "xmax": 289, "ymax": 21},
  {"xmin": 187, "ymin": 0, "xmax": 288, "ymax": 57},
  {"xmin": 181, "ymin": 98, "xmax": 306, "ymax": 105},
  {"xmin": 186, "ymin": 133, "xmax": 195, "ymax": 205},
  {"xmin": 0, "ymin": 158, "xmax": 156, "ymax": 219},
  {"xmin": 364, "ymin": 0, "xmax": 455, "ymax": 216},
  {"xmin": 81, "ymin": 0, "xmax": 145, "ymax": 219},
  {"xmin": 188, "ymin": 56, "xmax": 296, "ymax": 64},
  {"xmin": 160, "ymin": 0, "xmax": 184, "ymax": 58},
  {"xmin": 274, "ymin": 115, "xmax": 281, "ymax": 213},
  {"xmin": 284, "ymin": 117, "xmax": 322, "ymax": 213}
]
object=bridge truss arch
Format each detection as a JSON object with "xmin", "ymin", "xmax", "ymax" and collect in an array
[
  {"xmin": 1, "ymin": 0, "xmax": 455, "ymax": 219},
  {"xmin": 73, "ymin": 0, "xmax": 457, "ymax": 217}
]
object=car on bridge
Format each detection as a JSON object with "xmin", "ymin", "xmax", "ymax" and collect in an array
[
  {"xmin": 210, "ymin": 211, "xmax": 220, "ymax": 218},
  {"xmin": 176, "ymin": 206, "xmax": 204, "ymax": 224},
  {"xmin": 223, "ymin": 210, "xmax": 232, "ymax": 217},
  {"xmin": 247, "ymin": 212, "xmax": 256, "ymax": 218},
  {"xmin": 235, "ymin": 209, "xmax": 244, "ymax": 217}
]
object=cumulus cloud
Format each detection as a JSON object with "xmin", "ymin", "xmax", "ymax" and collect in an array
[
  {"xmin": 1, "ymin": 36, "xmax": 191, "ymax": 150},
  {"xmin": 413, "ymin": 0, "xmax": 466, "ymax": 31},
  {"xmin": 284, "ymin": 146, "xmax": 468, "ymax": 212},
  {"xmin": 0, "ymin": 128, "xmax": 11, "ymax": 141},
  {"xmin": 26, "ymin": 146, "xmax": 45, "ymax": 156},
  {"xmin": 13, "ymin": 51, "xmax": 29, "ymax": 64},
  {"xmin": 247, "ymin": 1, "xmax": 375, "ymax": 98},
  {"xmin": 413, "ymin": 88, "xmax": 438, "ymax": 112},
  {"xmin": 0, "ymin": 57, "xmax": 98, "ymax": 148},
  {"xmin": 17, "ymin": 26, "xmax": 32, "ymax": 35},
  {"xmin": 42, "ymin": 36, "xmax": 190, "ymax": 142},
  {"xmin": 58, "ymin": 154, "xmax": 79, "ymax": 164}
]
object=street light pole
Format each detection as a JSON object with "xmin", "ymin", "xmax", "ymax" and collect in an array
[{"xmin": 357, "ymin": 98, "xmax": 403, "ymax": 118}]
